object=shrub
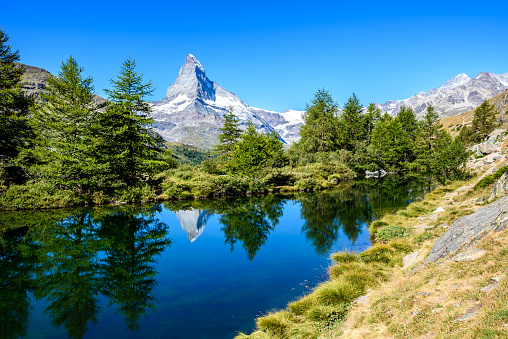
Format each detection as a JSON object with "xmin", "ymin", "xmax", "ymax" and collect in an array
[
  {"xmin": 305, "ymin": 304, "xmax": 348, "ymax": 322},
  {"xmin": 368, "ymin": 220, "xmax": 388, "ymax": 234},
  {"xmin": 376, "ymin": 225, "xmax": 409, "ymax": 242},
  {"xmin": 0, "ymin": 182, "xmax": 79, "ymax": 210},
  {"xmin": 475, "ymin": 166, "xmax": 508, "ymax": 189}
]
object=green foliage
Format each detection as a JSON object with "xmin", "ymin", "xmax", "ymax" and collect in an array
[
  {"xmin": 213, "ymin": 106, "xmax": 242, "ymax": 159},
  {"xmin": 368, "ymin": 220, "xmax": 388, "ymax": 235},
  {"xmin": 256, "ymin": 311, "xmax": 292, "ymax": 337},
  {"xmin": 94, "ymin": 57, "xmax": 168, "ymax": 190},
  {"xmin": 475, "ymin": 165, "xmax": 508, "ymax": 189},
  {"xmin": 313, "ymin": 279, "xmax": 363, "ymax": 305},
  {"xmin": 0, "ymin": 27, "xmax": 33, "ymax": 163},
  {"xmin": 370, "ymin": 113, "xmax": 407, "ymax": 170},
  {"xmin": 288, "ymin": 295, "xmax": 315, "ymax": 316},
  {"xmin": 0, "ymin": 182, "xmax": 79, "ymax": 210},
  {"xmin": 376, "ymin": 225, "xmax": 409, "ymax": 242},
  {"xmin": 29, "ymin": 56, "xmax": 106, "ymax": 193},
  {"xmin": 168, "ymin": 142, "xmax": 212, "ymax": 166},
  {"xmin": 227, "ymin": 121, "xmax": 286, "ymax": 176},
  {"xmin": 472, "ymin": 100, "xmax": 498, "ymax": 142},
  {"xmin": 297, "ymin": 89, "xmax": 339, "ymax": 153},
  {"xmin": 337, "ymin": 93, "xmax": 365, "ymax": 151}
]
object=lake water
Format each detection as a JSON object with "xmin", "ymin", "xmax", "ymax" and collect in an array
[{"xmin": 0, "ymin": 176, "xmax": 430, "ymax": 339}]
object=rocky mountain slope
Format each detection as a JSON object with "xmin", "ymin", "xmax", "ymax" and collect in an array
[
  {"xmin": 377, "ymin": 72, "xmax": 508, "ymax": 118},
  {"xmin": 150, "ymin": 54, "xmax": 304, "ymax": 149}
]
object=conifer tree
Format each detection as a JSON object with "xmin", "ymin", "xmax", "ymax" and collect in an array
[
  {"xmin": 95, "ymin": 57, "xmax": 168, "ymax": 189},
  {"xmin": 338, "ymin": 93, "xmax": 364, "ymax": 150},
  {"xmin": 213, "ymin": 106, "xmax": 241, "ymax": 159},
  {"xmin": 30, "ymin": 56, "xmax": 104, "ymax": 193},
  {"xmin": 0, "ymin": 27, "xmax": 33, "ymax": 164},
  {"xmin": 298, "ymin": 89, "xmax": 339, "ymax": 152},
  {"xmin": 395, "ymin": 105, "xmax": 418, "ymax": 162},
  {"xmin": 363, "ymin": 103, "xmax": 381, "ymax": 143},
  {"xmin": 472, "ymin": 100, "xmax": 497, "ymax": 141},
  {"xmin": 413, "ymin": 105, "xmax": 447, "ymax": 170}
]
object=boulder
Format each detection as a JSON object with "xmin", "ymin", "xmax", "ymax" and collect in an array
[
  {"xmin": 489, "ymin": 172, "xmax": 508, "ymax": 202},
  {"xmin": 487, "ymin": 128, "xmax": 505, "ymax": 141},
  {"xmin": 477, "ymin": 142, "xmax": 498, "ymax": 155},
  {"xmin": 424, "ymin": 196, "xmax": 508, "ymax": 264}
]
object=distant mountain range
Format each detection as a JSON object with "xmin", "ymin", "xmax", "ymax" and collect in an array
[
  {"xmin": 377, "ymin": 72, "xmax": 508, "ymax": 118},
  {"xmin": 16, "ymin": 59, "xmax": 508, "ymax": 148}
]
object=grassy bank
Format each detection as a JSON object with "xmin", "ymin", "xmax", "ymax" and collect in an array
[
  {"xmin": 0, "ymin": 161, "xmax": 355, "ymax": 210},
  {"xmin": 236, "ymin": 161, "xmax": 508, "ymax": 338}
]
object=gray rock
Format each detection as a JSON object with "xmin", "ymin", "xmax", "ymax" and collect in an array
[
  {"xmin": 455, "ymin": 311, "xmax": 478, "ymax": 321},
  {"xmin": 489, "ymin": 172, "xmax": 508, "ymax": 202},
  {"xmin": 424, "ymin": 196, "xmax": 508, "ymax": 264},
  {"xmin": 403, "ymin": 251, "xmax": 422, "ymax": 269},
  {"xmin": 478, "ymin": 142, "xmax": 498, "ymax": 155},
  {"xmin": 476, "ymin": 196, "xmax": 489, "ymax": 204},
  {"xmin": 452, "ymin": 248, "xmax": 486, "ymax": 261}
]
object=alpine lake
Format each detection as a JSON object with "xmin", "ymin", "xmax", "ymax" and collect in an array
[{"xmin": 0, "ymin": 176, "xmax": 432, "ymax": 339}]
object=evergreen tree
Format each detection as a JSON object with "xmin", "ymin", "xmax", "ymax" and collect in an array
[
  {"xmin": 29, "ymin": 56, "xmax": 104, "ymax": 193},
  {"xmin": 0, "ymin": 27, "xmax": 33, "ymax": 164},
  {"xmin": 95, "ymin": 57, "xmax": 168, "ymax": 189},
  {"xmin": 414, "ymin": 105, "xmax": 446, "ymax": 169},
  {"xmin": 395, "ymin": 105, "xmax": 418, "ymax": 162},
  {"xmin": 363, "ymin": 103, "xmax": 381, "ymax": 143},
  {"xmin": 213, "ymin": 106, "xmax": 241, "ymax": 159},
  {"xmin": 369, "ymin": 114, "xmax": 408, "ymax": 169},
  {"xmin": 297, "ymin": 89, "xmax": 339, "ymax": 152},
  {"xmin": 228, "ymin": 121, "xmax": 285, "ymax": 175},
  {"xmin": 338, "ymin": 93, "xmax": 364, "ymax": 150},
  {"xmin": 472, "ymin": 100, "xmax": 497, "ymax": 141}
]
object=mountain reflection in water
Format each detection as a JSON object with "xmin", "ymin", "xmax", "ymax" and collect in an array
[{"xmin": 0, "ymin": 176, "xmax": 431, "ymax": 339}]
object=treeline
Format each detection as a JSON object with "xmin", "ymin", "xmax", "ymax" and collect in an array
[
  {"xmin": 289, "ymin": 89, "xmax": 474, "ymax": 179},
  {"xmin": 0, "ymin": 28, "xmax": 174, "ymax": 208}
]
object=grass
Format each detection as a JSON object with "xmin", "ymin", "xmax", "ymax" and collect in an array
[{"xmin": 238, "ymin": 157, "xmax": 508, "ymax": 338}]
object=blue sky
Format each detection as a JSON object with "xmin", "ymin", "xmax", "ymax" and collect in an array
[{"xmin": 2, "ymin": 1, "xmax": 508, "ymax": 112}]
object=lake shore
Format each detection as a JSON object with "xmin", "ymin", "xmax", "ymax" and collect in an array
[{"xmin": 236, "ymin": 146, "xmax": 508, "ymax": 338}]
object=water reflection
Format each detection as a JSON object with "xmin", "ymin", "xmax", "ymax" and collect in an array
[
  {"xmin": 0, "ymin": 176, "xmax": 431, "ymax": 338},
  {"xmin": 0, "ymin": 205, "xmax": 170, "ymax": 339}
]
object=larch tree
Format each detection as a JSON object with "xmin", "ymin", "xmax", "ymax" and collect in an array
[
  {"xmin": 472, "ymin": 100, "xmax": 497, "ymax": 141},
  {"xmin": 213, "ymin": 106, "xmax": 241, "ymax": 159},
  {"xmin": 0, "ymin": 27, "xmax": 33, "ymax": 165},
  {"xmin": 95, "ymin": 57, "xmax": 168, "ymax": 189},
  {"xmin": 29, "ymin": 56, "xmax": 104, "ymax": 193}
]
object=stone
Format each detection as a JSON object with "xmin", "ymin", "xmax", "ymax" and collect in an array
[
  {"xmin": 452, "ymin": 248, "xmax": 487, "ymax": 261},
  {"xmin": 403, "ymin": 251, "xmax": 423, "ymax": 269},
  {"xmin": 481, "ymin": 285, "xmax": 497, "ymax": 292},
  {"xmin": 428, "ymin": 213, "xmax": 439, "ymax": 221},
  {"xmin": 433, "ymin": 207, "xmax": 445, "ymax": 213},
  {"xmin": 353, "ymin": 294, "xmax": 370, "ymax": 304},
  {"xmin": 489, "ymin": 173, "xmax": 508, "ymax": 202},
  {"xmin": 491, "ymin": 275, "xmax": 505, "ymax": 282},
  {"xmin": 476, "ymin": 196, "xmax": 489, "ymax": 204},
  {"xmin": 478, "ymin": 142, "xmax": 499, "ymax": 155},
  {"xmin": 455, "ymin": 311, "xmax": 478, "ymax": 321},
  {"xmin": 487, "ymin": 128, "xmax": 505, "ymax": 141},
  {"xmin": 424, "ymin": 196, "xmax": 508, "ymax": 264},
  {"xmin": 418, "ymin": 292, "xmax": 432, "ymax": 296},
  {"xmin": 431, "ymin": 308, "xmax": 443, "ymax": 314}
]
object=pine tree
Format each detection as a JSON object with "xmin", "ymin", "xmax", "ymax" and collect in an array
[
  {"xmin": 414, "ymin": 105, "xmax": 447, "ymax": 170},
  {"xmin": 370, "ymin": 114, "xmax": 408, "ymax": 169},
  {"xmin": 95, "ymin": 57, "xmax": 168, "ymax": 189},
  {"xmin": 395, "ymin": 105, "xmax": 418, "ymax": 162},
  {"xmin": 363, "ymin": 103, "xmax": 381, "ymax": 143},
  {"xmin": 472, "ymin": 100, "xmax": 497, "ymax": 141},
  {"xmin": 29, "ymin": 56, "xmax": 104, "ymax": 193},
  {"xmin": 0, "ymin": 27, "xmax": 33, "ymax": 164},
  {"xmin": 213, "ymin": 106, "xmax": 241, "ymax": 159},
  {"xmin": 298, "ymin": 89, "xmax": 339, "ymax": 153}
]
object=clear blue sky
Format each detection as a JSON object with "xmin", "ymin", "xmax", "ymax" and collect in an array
[{"xmin": 2, "ymin": 1, "xmax": 507, "ymax": 112}]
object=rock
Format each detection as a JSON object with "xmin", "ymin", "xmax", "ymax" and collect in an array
[
  {"xmin": 353, "ymin": 294, "xmax": 370, "ymax": 304},
  {"xmin": 491, "ymin": 275, "xmax": 505, "ymax": 282},
  {"xmin": 403, "ymin": 251, "xmax": 423, "ymax": 269},
  {"xmin": 433, "ymin": 207, "xmax": 445, "ymax": 213},
  {"xmin": 481, "ymin": 285, "xmax": 497, "ymax": 292},
  {"xmin": 489, "ymin": 172, "xmax": 508, "ymax": 202},
  {"xmin": 365, "ymin": 169, "xmax": 387, "ymax": 178},
  {"xmin": 476, "ymin": 196, "xmax": 489, "ymax": 204},
  {"xmin": 487, "ymin": 128, "xmax": 505, "ymax": 142},
  {"xmin": 428, "ymin": 213, "xmax": 439, "ymax": 221},
  {"xmin": 452, "ymin": 248, "xmax": 487, "ymax": 261},
  {"xmin": 455, "ymin": 311, "xmax": 478, "ymax": 321},
  {"xmin": 424, "ymin": 196, "xmax": 508, "ymax": 264},
  {"xmin": 476, "ymin": 146, "xmax": 484, "ymax": 156},
  {"xmin": 478, "ymin": 142, "xmax": 499, "ymax": 155}
]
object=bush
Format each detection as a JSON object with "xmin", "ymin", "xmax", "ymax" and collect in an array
[
  {"xmin": 475, "ymin": 166, "xmax": 508, "ymax": 189},
  {"xmin": 313, "ymin": 279, "xmax": 363, "ymax": 306},
  {"xmin": 305, "ymin": 304, "xmax": 348, "ymax": 322},
  {"xmin": 376, "ymin": 225, "xmax": 409, "ymax": 242},
  {"xmin": 115, "ymin": 184, "xmax": 156, "ymax": 202},
  {"xmin": 368, "ymin": 220, "xmax": 388, "ymax": 234},
  {"xmin": 0, "ymin": 182, "xmax": 79, "ymax": 210}
]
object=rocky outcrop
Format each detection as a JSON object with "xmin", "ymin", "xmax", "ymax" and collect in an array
[
  {"xmin": 424, "ymin": 196, "xmax": 508, "ymax": 263},
  {"xmin": 489, "ymin": 172, "xmax": 508, "ymax": 202}
]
